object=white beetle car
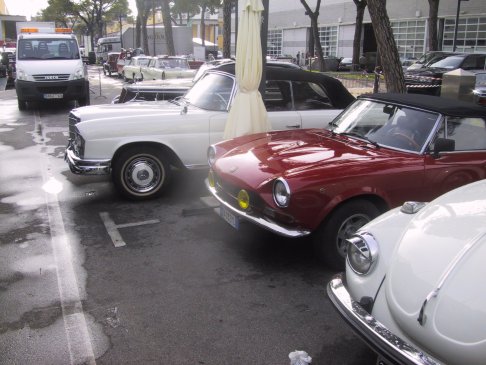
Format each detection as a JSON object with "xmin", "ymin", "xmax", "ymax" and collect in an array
[
  {"xmin": 328, "ymin": 179, "xmax": 486, "ymax": 365},
  {"xmin": 65, "ymin": 64, "xmax": 354, "ymax": 200}
]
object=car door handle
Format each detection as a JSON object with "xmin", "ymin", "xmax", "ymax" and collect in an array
[{"xmin": 286, "ymin": 124, "xmax": 301, "ymax": 129}]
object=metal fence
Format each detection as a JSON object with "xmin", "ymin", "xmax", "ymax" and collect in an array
[{"xmin": 323, "ymin": 71, "xmax": 386, "ymax": 97}]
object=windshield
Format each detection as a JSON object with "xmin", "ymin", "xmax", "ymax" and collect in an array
[
  {"xmin": 429, "ymin": 56, "xmax": 464, "ymax": 69},
  {"xmin": 157, "ymin": 58, "xmax": 189, "ymax": 69},
  {"xmin": 331, "ymin": 99, "xmax": 439, "ymax": 152},
  {"xmin": 18, "ymin": 38, "xmax": 80, "ymax": 60},
  {"xmin": 184, "ymin": 72, "xmax": 234, "ymax": 111}
]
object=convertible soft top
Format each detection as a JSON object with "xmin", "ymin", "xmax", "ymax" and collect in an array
[
  {"xmin": 214, "ymin": 62, "xmax": 355, "ymax": 109},
  {"xmin": 360, "ymin": 93, "xmax": 486, "ymax": 118}
]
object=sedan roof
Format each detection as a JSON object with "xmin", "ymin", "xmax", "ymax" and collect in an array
[{"xmin": 360, "ymin": 93, "xmax": 486, "ymax": 118}]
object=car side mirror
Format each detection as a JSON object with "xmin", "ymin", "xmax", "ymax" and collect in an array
[{"xmin": 433, "ymin": 138, "xmax": 455, "ymax": 158}]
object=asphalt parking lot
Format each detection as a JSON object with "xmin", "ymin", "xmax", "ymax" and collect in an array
[{"xmin": 0, "ymin": 66, "xmax": 377, "ymax": 365}]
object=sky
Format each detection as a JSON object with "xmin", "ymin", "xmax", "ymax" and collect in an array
[{"xmin": 4, "ymin": 0, "xmax": 138, "ymax": 20}]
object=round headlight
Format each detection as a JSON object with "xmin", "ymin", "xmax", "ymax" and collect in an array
[
  {"xmin": 237, "ymin": 190, "xmax": 250, "ymax": 210},
  {"xmin": 346, "ymin": 233, "xmax": 378, "ymax": 275},
  {"xmin": 207, "ymin": 146, "xmax": 216, "ymax": 167},
  {"xmin": 273, "ymin": 178, "xmax": 290, "ymax": 207}
]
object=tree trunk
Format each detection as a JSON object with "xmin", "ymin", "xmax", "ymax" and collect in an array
[
  {"xmin": 136, "ymin": 15, "xmax": 142, "ymax": 49},
  {"xmin": 161, "ymin": 0, "xmax": 175, "ymax": 55},
  {"xmin": 311, "ymin": 16, "xmax": 324, "ymax": 71},
  {"xmin": 352, "ymin": 0, "xmax": 367, "ymax": 71},
  {"xmin": 300, "ymin": 0, "xmax": 323, "ymax": 71},
  {"xmin": 367, "ymin": 0, "xmax": 405, "ymax": 93},
  {"xmin": 222, "ymin": 0, "xmax": 232, "ymax": 58},
  {"xmin": 142, "ymin": 10, "xmax": 150, "ymax": 55},
  {"xmin": 428, "ymin": 0, "xmax": 440, "ymax": 51},
  {"xmin": 200, "ymin": 5, "xmax": 207, "ymax": 47}
]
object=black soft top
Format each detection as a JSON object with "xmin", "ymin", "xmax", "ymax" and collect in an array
[
  {"xmin": 213, "ymin": 62, "xmax": 355, "ymax": 109},
  {"xmin": 359, "ymin": 93, "xmax": 486, "ymax": 118}
]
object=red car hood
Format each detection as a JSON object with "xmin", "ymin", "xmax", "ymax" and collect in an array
[{"xmin": 214, "ymin": 129, "xmax": 399, "ymax": 188}]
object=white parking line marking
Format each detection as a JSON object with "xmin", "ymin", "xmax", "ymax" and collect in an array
[
  {"xmin": 99, "ymin": 212, "xmax": 159, "ymax": 247},
  {"xmin": 35, "ymin": 111, "xmax": 96, "ymax": 365}
]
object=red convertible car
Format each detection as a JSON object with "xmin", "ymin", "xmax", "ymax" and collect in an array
[{"xmin": 206, "ymin": 93, "xmax": 486, "ymax": 269}]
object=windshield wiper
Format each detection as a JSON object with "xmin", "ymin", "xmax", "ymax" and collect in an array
[{"xmin": 339, "ymin": 132, "xmax": 380, "ymax": 148}]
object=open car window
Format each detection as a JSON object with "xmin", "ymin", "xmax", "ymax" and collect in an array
[
  {"xmin": 332, "ymin": 99, "xmax": 439, "ymax": 152},
  {"xmin": 184, "ymin": 72, "xmax": 234, "ymax": 111},
  {"xmin": 430, "ymin": 117, "xmax": 486, "ymax": 151}
]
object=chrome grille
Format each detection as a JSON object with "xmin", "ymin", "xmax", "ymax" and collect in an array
[
  {"xmin": 33, "ymin": 74, "xmax": 70, "ymax": 82},
  {"xmin": 68, "ymin": 112, "xmax": 80, "ymax": 141}
]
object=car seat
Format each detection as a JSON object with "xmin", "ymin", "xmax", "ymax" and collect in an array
[
  {"xmin": 37, "ymin": 42, "xmax": 49, "ymax": 57},
  {"xmin": 58, "ymin": 43, "xmax": 70, "ymax": 57}
]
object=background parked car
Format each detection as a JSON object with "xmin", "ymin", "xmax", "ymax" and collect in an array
[
  {"xmin": 112, "ymin": 79, "xmax": 193, "ymax": 103},
  {"xmin": 141, "ymin": 56, "xmax": 197, "ymax": 81},
  {"xmin": 206, "ymin": 93, "xmax": 486, "ymax": 269},
  {"xmin": 474, "ymin": 71, "xmax": 486, "ymax": 107},
  {"xmin": 103, "ymin": 52, "xmax": 119, "ymax": 77},
  {"xmin": 122, "ymin": 55, "xmax": 151, "ymax": 82},
  {"xmin": 405, "ymin": 52, "xmax": 486, "ymax": 95},
  {"xmin": 405, "ymin": 50, "xmax": 457, "ymax": 71},
  {"xmin": 338, "ymin": 57, "xmax": 353, "ymax": 71},
  {"xmin": 328, "ymin": 178, "xmax": 486, "ymax": 365}
]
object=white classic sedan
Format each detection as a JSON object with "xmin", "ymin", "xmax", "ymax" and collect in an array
[
  {"xmin": 65, "ymin": 63, "xmax": 354, "ymax": 200},
  {"xmin": 121, "ymin": 55, "xmax": 151, "ymax": 82},
  {"xmin": 141, "ymin": 56, "xmax": 197, "ymax": 81},
  {"xmin": 328, "ymin": 179, "xmax": 486, "ymax": 365}
]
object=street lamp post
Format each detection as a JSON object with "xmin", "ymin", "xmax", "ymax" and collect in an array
[
  {"xmin": 452, "ymin": 0, "xmax": 469, "ymax": 52},
  {"xmin": 119, "ymin": 14, "xmax": 124, "ymax": 49}
]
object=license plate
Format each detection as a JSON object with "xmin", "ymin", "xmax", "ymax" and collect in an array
[
  {"xmin": 44, "ymin": 93, "xmax": 63, "ymax": 99},
  {"xmin": 220, "ymin": 205, "xmax": 239, "ymax": 230}
]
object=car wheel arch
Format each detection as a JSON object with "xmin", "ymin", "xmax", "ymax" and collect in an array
[
  {"xmin": 112, "ymin": 141, "xmax": 184, "ymax": 170},
  {"xmin": 311, "ymin": 194, "xmax": 388, "ymax": 270}
]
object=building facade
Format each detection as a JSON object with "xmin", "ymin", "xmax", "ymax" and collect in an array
[{"xmin": 250, "ymin": 0, "xmax": 486, "ymax": 59}]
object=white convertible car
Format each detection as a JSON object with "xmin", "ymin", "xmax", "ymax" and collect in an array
[
  {"xmin": 65, "ymin": 63, "xmax": 354, "ymax": 200},
  {"xmin": 328, "ymin": 179, "xmax": 486, "ymax": 365}
]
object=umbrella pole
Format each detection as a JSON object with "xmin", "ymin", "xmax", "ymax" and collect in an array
[{"xmin": 259, "ymin": 0, "xmax": 269, "ymax": 95}]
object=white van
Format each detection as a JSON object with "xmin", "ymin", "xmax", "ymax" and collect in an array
[{"xmin": 15, "ymin": 26, "xmax": 90, "ymax": 110}]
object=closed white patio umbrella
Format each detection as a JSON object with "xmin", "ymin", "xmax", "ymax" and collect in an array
[{"xmin": 223, "ymin": 0, "xmax": 270, "ymax": 139}]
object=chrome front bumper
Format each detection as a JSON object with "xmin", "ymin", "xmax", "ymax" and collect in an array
[
  {"xmin": 64, "ymin": 144, "xmax": 111, "ymax": 175},
  {"xmin": 205, "ymin": 179, "xmax": 311, "ymax": 238},
  {"xmin": 327, "ymin": 274, "xmax": 441, "ymax": 365}
]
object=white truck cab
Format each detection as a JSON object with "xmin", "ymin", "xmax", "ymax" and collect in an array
[{"xmin": 15, "ymin": 25, "xmax": 90, "ymax": 110}]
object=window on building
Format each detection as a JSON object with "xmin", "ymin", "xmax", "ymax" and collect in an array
[
  {"xmin": 391, "ymin": 19, "xmax": 426, "ymax": 59},
  {"xmin": 267, "ymin": 29, "xmax": 283, "ymax": 57},
  {"xmin": 318, "ymin": 26, "xmax": 338, "ymax": 56},
  {"xmin": 442, "ymin": 17, "xmax": 486, "ymax": 53}
]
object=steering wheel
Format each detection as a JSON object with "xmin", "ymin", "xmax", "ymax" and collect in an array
[{"xmin": 391, "ymin": 132, "xmax": 420, "ymax": 150}]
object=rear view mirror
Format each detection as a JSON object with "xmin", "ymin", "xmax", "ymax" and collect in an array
[{"xmin": 433, "ymin": 138, "xmax": 455, "ymax": 158}]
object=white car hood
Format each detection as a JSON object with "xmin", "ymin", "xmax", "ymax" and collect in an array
[{"xmin": 385, "ymin": 180, "xmax": 486, "ymax": 362}]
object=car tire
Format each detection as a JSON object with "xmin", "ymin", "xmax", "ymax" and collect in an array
[
  {"xmin": 112, "ymin": 146, "xmax": 171, "ymax": 200},
  {"xmin": 18, "ymin": 99, "xmax": 27, "ymax": 111},
  {"xmin": 312, "ymin": 199, "xmax": 380, "ymax": 270}
]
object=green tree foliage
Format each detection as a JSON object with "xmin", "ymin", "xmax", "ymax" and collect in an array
[{"xmin": 40, "ymin": 0, "xmax": 130, "ymax": 50}]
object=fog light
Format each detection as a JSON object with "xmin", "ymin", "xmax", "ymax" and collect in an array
[
  {"xmin": 208, "ymin": 170, "xmax": 215, "ymax": 188},
  {"xmin": 237, "ymin": 190, "xmax": 250, "ymax": 210}
]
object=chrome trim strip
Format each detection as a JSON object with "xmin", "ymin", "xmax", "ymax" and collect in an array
[
  {"xmin": 328, "ymin": 274, "xmax": 441, "ymax": 365},
  {"xmin": 65, "ymin": 145, "xmax": 111, "ymax": 175},
  {"xmin": 205, "ymin": 179, "xmax": 310, "ymax": 238}
]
